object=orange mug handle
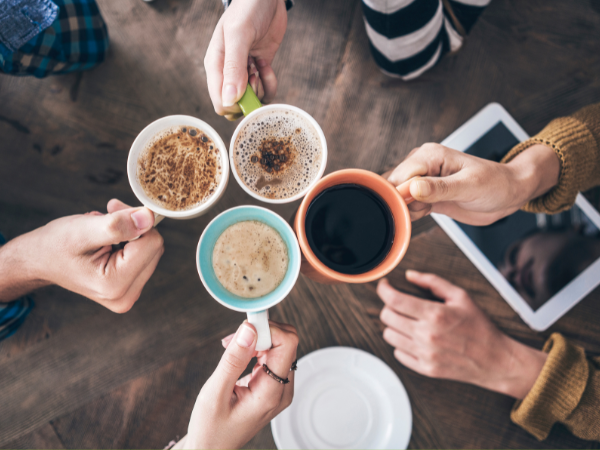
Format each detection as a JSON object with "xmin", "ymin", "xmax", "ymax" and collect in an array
[{"xmin": 396, "ymin": 176, "xmax": 420, "ymax": 205}]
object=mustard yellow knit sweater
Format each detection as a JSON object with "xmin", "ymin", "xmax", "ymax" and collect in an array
[{"xmin": 502, "ymin": 103, "xmax": 600, "ymax": 441}]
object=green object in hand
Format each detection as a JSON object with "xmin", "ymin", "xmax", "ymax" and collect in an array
[{"xmin": 238, "ymin": 83, "xmax": 262, "ymax": 116}]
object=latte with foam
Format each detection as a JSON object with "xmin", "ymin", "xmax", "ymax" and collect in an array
[
  {"xmin": 212, "ymin": 220, "xmax": 288, "ymax": 298},
  {"xmin": 232, "ymin": 109, "xmax": 322, "ymax": 200},
  {"xmin": 137, "ymin": 126, "xmax": 222, "ymax": 211}
]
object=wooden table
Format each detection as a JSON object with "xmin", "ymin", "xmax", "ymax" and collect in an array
[{"xmin": 1, "ymin": 0, "xmax": 600, "ymax": 448}]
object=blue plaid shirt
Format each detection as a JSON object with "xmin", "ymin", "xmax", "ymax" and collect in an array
[{"xmin": 0, "ymin": 0, "xmax": 108, "ymax": 78}]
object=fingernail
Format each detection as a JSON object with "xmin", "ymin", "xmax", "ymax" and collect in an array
[
  {"xmin": 222, "ymin": 84, "xmax": 238, "ymax": 107},
  {"xmin": 131, "ymin": 209, "xmax": 152, "ymax": 229},
  {"xmin": 414, "ymin": 180, "xmax": 430, "ymax": 198},
  {"xmin": 236, "ymin": 323, "xmax": 256, "ymax": 348},
  {"xmin": 406, "ymin": 269, "xmax": 418, "ymax": 278}
]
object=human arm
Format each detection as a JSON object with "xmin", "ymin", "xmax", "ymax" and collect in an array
[
  {"xmin": 0, "ymin": 199, "xmax": 164, "ymax": 313},
  {"xmin": 204, "ymin": 0, "xmax": 288, "ymax": 120},
  {"xmin": 385, "ymin": 102, "xmax": 600, "ymax": 224},
  {"xmin": 173, "ymin": 321, "xmax": 298, "ymax": 449},
  {"xmin": 377, "ymin": 271, "xmax": 600, "ymax": 441}
]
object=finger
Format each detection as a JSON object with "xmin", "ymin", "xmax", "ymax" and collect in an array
[
  {"xmin": 224, "ymin": 112, "xmax": 244, "ymax": 121},
  {"xmin": 256, "ymin": 59, "xmax": 277, "ymax": 104},
  {"xmin": 393, "ymin": 348, "xmax": 421, "ymax": 371},
  {"xmin": 387, "ymin": 157, "xmax": 429, "ymax": 186},
  {"xmin": 408, "ymin": 203, "xmax": 433, "ymax": 221},
  {"xmin": 210, "ymin": 322, "xmax": 258, "ymax": 401},
  {"xmin": 82, "ymin": 207, "xmax": 156, "ymax": 248},
  {"xmin": 382, "ymin": 327, "xmax": 418, "ymax": 356},
  {"xmin": 267, "ymin": 320, "xmax": 297, "ymax": 334},
  {"xmin": 205, "ymin": 20, "xmax": 243, "ymax": 116},
  {"xmin": 106, "ymin": 198, "xmax": 132, "ymax": 214},
  {"xmin": 101, "ymin": 244, "xmax": 163, "ymax": 313},
  {"xmin": 236, "ymin": 372, "xmax": 253, "ymax": 387},
  {"xmin": 405, "ymin": 270, "xmax": 466, "ymax": 302},
  {"xmin": 377, "ymin": 278, "xmax": 427, "ymax": 319},
  {"xmin": 96, "ymin": 229, "xmax": 164, "ymax": 310},
  {"xmin": 222, "ymin": 332, "xmax": 235, "ymax": 348},
  {"xmin": 380, "ymin": 307, "xmax": 417, "ymax": 335},
  {"xmin": 277, "ymin": 365, "xmax": 295, "ymax": 414},
  {"xmin": 396, "ymin": 179, "xmax": 414, "ymax": 204},
  {"xmin": 221, "ymin": 22, "xmax": 253, "ymax": 107},
  {"xmin": 248, "ymin": 323, "xmax": 298, "ymax": 397},
  {"xmin": 409, "ymin": 172, "xmax": 467, "ymax": 204}
]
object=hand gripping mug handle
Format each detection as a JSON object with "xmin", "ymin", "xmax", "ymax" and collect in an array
[
  {"xmin": 238, "ymin": 83, "xmax": 262, "ymax": 116},
  {"xmin": 246, "ymin": 309, "xmax": 271, "ymax": 351}
]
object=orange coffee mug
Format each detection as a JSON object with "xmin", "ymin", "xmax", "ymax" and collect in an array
[{"xmin": 294, "ymin": 169, "xmax": 414, "ymax": 284}]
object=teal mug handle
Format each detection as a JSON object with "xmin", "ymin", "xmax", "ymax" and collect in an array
[{"xmin": 238, "ymin": 83, "xmax": 262, "ymax": 116}]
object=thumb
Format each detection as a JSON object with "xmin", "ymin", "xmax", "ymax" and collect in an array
[
  {"xmin": 84, "ymin": 207, "xmax": 155, "ymax": 248},
  {"xmin": 211, "ymin": 322, "xmax": 257, "ymax": 399},
  {"xmin": 221, "ymin": 28, "xmax": 252, "ymax": 107},
  {"xmin": 409, "ymin": 176, "xmax": 462, "ymax": 204}
]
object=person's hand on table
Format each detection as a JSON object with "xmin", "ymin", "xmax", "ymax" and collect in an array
[
  {"xmin": 0, "ymin": 199, "xmax": 164, "ymax": 312},
  {"xmin": 377, "ymin": 270, "xmax": 547, "ymax": 399},
  {"xmin": 205, "ymin": 0, "xmax": 287, "ymax": 121},
  {"xmin": 175, "ymin": 321, "xmax": 298, "ymax": 449},
  {"xmin": 384, "ymin": 143, "xmax": 560, "ymax": 225}
]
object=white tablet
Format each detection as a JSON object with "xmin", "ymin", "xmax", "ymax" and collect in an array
[{"xmin": 433, "ymin": 103, "xmax": 600, "ymax": 331}]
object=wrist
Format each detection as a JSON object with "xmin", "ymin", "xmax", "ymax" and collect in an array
[
  {"xmin": 492, "ymin": 335, "xmax": 547, "ymax": 399},
  {"xmin": 0, "ymin": 231, "xmax": 50, "ymax": 301},
  {"xmin": 505, "ymin": 144, "xmax": 560, "ymax": 208}
]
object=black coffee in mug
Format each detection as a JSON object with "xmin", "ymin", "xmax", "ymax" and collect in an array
[{"xmin": 305, "ymin": 184, "xmax": 395, "ymax": 275}]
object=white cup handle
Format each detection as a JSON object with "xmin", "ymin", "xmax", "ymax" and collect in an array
[
  {"xmin": 130, "ymin": 212, "xmax": 164, "ymax": 242},
  {"xmin": 153, "ymin": 212, "xmax": 165, "ymax": 226},
  {"xmin": 247, "ymin": 310, "xmax": 271, "ymax": 351}
]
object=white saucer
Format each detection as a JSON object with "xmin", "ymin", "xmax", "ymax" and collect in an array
[{"xmin": 271, "ymin": 347, "xmax": 412, "ymax": 449}]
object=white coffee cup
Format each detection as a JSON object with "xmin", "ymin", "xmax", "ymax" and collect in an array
[
  {"xmin": 229, "ymin": 100, "xmax": 328, "ymax": 204},
  {"xmin": 127, "ymin": 115, "xmax": 229, "ymax": 222}
]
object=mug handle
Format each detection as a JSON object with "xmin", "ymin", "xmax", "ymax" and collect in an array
[
  {"xmin": 238, "ymin": 83, "xmax": 262, "ymax": 116},
  {"xmin": 247, "ymin": 309, "xmax": 271, "ymax": 351}
]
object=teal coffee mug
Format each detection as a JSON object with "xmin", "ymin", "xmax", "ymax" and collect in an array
[{"xmin": 196, "ymin": 205, "xmax": 301, "ymax": 351}]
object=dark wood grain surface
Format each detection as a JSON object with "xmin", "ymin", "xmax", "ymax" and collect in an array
[{"xmin": 1, "ymin": 0, "xmax": 600, "ymax": 448}]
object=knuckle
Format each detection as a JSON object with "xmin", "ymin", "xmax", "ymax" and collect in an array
[
  {"xmin": 428, "ymin": 309, "xmax": 446, "ymax": 327},
  {"xmin": 105, "ymin": 215, "xmax": 123, "ymax": 241},
  {"xmin": 379, "ymin": 307, "xmax": 392, "ymax": 324},
  {"xmin": 287, "ymin": 331, "xmax": 299, "ymax": 349},
  {"xmin": 264, "ymin": 394, "xmax": 281, "ymax": 412},
  {"xmin": 222, "ymin": 59, "xmax": 244, "ymax": 76},
  {"xmin": 108, "ymin": 298, "xmax": 134, "ymax": 314},
  {"xmin": 424, "ymin": 361, "xmax": 441, "ymax": 378}
]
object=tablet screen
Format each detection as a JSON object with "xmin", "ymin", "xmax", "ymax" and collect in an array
[{"xmin": 456, "ymin": 122, "xmax": 600, "ymax": 311}]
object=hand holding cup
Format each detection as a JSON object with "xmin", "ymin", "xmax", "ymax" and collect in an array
[
  {"xmin": 0, "ymin": 199, "xmax": 164, "ymax": 312},
  {"xmin": 176, "ymin": 321, "xmax": 298, "ymax": 449}
]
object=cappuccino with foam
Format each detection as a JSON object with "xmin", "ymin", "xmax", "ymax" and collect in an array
[
  {"xmin": 212, "ymin": 220, "xmax": 288, "ymax": 298},
  {"xmin": 137, "ymin": 126, "xmax": 222, "ymax": 211},
  {"xmin": 232, "ymin": 109, "xmax": 323, "ymax": 200}
]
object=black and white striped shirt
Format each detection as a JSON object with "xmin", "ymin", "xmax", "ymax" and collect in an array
[{"xmin": 363, "ymin": 0, "xmax": 492, "ymax": 79}]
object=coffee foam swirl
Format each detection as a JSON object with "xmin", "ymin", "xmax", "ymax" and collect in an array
[
  {"xmin": 137, "ymin": 125, "xmax": 222, "ymax": 211},
  {"xmin": 233, "ymin": 109, "xmax": 322, "ymax": 200}
]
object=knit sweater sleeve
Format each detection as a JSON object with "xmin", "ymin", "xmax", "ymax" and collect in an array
[
  {"xmin": 501, "ymin": 103, "xmax": 600, "ymax": 214},
  {"xmin": 511, "ymin": 333, "xmax": 600, "ymax": 441}
]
